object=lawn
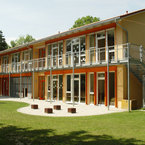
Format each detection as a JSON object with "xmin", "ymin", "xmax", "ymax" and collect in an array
[{"xmin": 0, "ymin": 101, "xmax": 145, "ymax": 145}]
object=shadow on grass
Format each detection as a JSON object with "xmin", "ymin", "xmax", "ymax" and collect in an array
[{"xmin": 0, "ymin": 125, "xmax": 144, "ymax": 145}]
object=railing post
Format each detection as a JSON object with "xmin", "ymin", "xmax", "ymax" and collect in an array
[
  {"xmin": 127, "ymin": 43, "xmax": 130, "ymax": 112},
  {"xmin": 140, "ymin": 45, "xmax": 143, "ymax": 62}
]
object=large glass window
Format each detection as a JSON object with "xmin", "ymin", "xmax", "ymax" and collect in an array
[
  {"xmin": 107, "ymin": 30, "xmax": 115, "ymax": 61},
  {"xmin": 22, "ymin": 49, "xmax": 32, "ymax": 61},
  {"xmin": 89, "ymin": 34, "xmax": 95, "ymax": 64},
  {"xmin": 48, "ymin": 42, "xmax": 63, "ymax": 67},
  {"xmin": 89, "ymin": 29, "xmax": 115, "ymax": 63},
  {"xmin": 66, "ymin": 36, "xmax": 86, "ymax": 66},
  {"xmin": 48, "ymin": 45, "xmax": 52, "ymax": 67},
  {"xmin": 12, "ymin": 53, "xmax": 20, "ymax": 63}
]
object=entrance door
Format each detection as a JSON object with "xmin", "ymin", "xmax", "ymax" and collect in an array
[
  {"xmin": 97, "ymin": 73, "xmax": 105, "ymax": 105},
  {"xmin": 39, "ymin": 76, "xmax": 45, "ymax": 100}
]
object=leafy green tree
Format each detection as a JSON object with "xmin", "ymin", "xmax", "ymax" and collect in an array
[
  {"xmin": 0, "ymin": 30, "xmax": 8, "ymax": 51},
  {"xmin": 71, "ymin": 16, "xmax": 100, "ymax": 29},
  {"xmin": 10, "ymin": 34, "xmax": 35, "ymax": 48}
]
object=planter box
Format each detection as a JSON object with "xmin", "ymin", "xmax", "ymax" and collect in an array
[
  {"xmin": 68, "ymin": 108, "xmax": 76, "ymax": 113},
  {"xmin": 31, "ymin": 104, "xmax": 38, "ymax": 109},
  {"xmin": 54, "ymin": 105, "xmax": 61, "ymax": 110},
  {"xmin": 44, "ymin": 108, "xmax": 53, "ymax": 113}
]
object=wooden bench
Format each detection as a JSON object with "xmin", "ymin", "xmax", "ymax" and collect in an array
[
  {"xmin": 44, "ymin": 108, "xmax": 53, "ymax": 113},
  {"xmin": 54, "ymin": 105, "xmax": 61, "ymax": 110},
  {"xmin": 31, "ymin": 104, "xmax": 38, "ymax": 109},
  {"xmin": 68, "ymin": 108, "xmax": 76, "ymax": 113}
]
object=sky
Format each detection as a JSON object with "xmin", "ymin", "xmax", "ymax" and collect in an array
[{"xmin": 0, "ymin": 0, "xmax": 145, "ymax": 44}]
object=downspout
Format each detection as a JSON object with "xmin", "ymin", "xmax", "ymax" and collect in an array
[{"xmin": 115, "ymin": 19, "xmax": 130, "ymax": 112}]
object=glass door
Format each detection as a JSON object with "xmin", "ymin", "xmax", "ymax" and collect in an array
[{"xmin": 97, "ymin": 73, "xmax": 105, "ymax": 105}]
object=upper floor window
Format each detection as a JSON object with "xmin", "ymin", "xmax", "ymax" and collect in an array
[
  {"xmin": 47, "ymin": 41, "xmax": 63, "ymax": 67},
  {"xmin": 22, "ymin": 49, "xmax": 32, "ymax": 61},
  {"xmin": 2, "ymin": 56, "xmax": 9, "ymax": 64},
  {"xmin": 39, "ymin": 48, "xmax": 45, "ymax": 58},
  {"xmin": 12, "ymin": 53, "xmax": 20, "ymax": 63},
  {"xmin": 66, "ymin": 36, "xmax": 86, "ymax": 65},
  {"xmin": 89, "ymin": 29, "xmax": 115, "ymax": 63}
]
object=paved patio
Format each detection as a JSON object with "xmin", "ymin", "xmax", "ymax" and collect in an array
[{"xmin": 0, "ymin": 97, "xmax": 126, "ymax": 117}]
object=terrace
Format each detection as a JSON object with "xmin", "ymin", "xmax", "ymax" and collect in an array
[{"xmin": 1, "ymin": 43, "xmax": 131, "ymax": 74}]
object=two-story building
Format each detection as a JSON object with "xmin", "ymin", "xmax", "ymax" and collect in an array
[{"xmin": 0, "ymin": 9, "xmax": 145, "ymax": 109}]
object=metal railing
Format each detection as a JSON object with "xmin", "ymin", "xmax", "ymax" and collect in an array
[{"xmin": 1, "ymin": 43, "xmax": 143, "ymax": 74}]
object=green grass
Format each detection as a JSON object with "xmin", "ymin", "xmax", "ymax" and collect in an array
[{"xmin": 0, "ymin": 101, "xmax": 145, "ymax": 145}]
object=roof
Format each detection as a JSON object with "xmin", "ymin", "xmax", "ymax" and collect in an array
[{"xmin": 0, "ymin": 8, "xmax": 145, "ymax": 55}]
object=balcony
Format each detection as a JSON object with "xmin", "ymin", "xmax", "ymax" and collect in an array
[{"xmin": 0, "ymin": 43, "xmax": 133, "ymax": 74}]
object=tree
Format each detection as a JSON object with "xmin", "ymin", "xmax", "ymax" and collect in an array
[
  {"xmin": 10, "ymin": 34, "xmax": 35, "ymax": 48},
  {"xmin": 0, "ymin": 30, "xmax": 8, "ymax": 51},
  {"xmin": 71, "ymin": 16, "xmax": 100, "ymax": 29}
]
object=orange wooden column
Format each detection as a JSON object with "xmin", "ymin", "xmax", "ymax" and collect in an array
[
  {"xmin": 85, "ymin": 72, "xmax": 88, "ymax": 105},
  {"xmin": 115, "ymin": 70, "xmax": 117, "ymax": 107},
  {"xmin": 94, "ymin": 72, "xmax": 97, "ymax": 105},
  {"xmin": 105, "ymin": 72, "xmax": 107, "ymax": 106}
]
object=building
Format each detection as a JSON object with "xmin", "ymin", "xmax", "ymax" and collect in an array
[{"xmin": 0, "ymin": 9, "xmax": 145, "ymax": 110}]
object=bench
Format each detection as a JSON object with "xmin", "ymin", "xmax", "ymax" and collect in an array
[
  {"xmin": 68, "ymin": 108, "xmax": 76, "ymax": 113},
  {"xmin": 31, "ymin": 104, "xmax": 38, "ymax": 109},
  {"xmin": 54, "ymin": 105, "xmax": 61, "ymax": 110},
  {"xmin": 44, "ymin": 108, "xmax": 53, "ymax": 113}
]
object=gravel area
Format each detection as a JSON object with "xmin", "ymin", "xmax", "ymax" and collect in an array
[{"xmin": 0, "ymin": 97, "xmax": 126, "ymax": 117}]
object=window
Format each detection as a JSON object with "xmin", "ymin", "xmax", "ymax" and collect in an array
[
  {"xmin": 67, "ymin": 75, "xmax": 71, "ymax": 92},
  {"xmin": 90, "ymin": 73, "xmax": 94, "ymax": 104},
  {"xmin": 12, "ymin": 53, "xmax": 20, "ymax": 63},
  {"xmin": 107, "ymin": 29, "xmax": 115, "ymax": 61},
  {"xmin": 90, "ymin": 74, "xmax": 94, "ymax": 93}
]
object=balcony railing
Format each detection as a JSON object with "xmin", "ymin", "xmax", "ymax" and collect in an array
[{"xmin": 0, "ymin": 43, "xmax": 134, "ymax": 73}]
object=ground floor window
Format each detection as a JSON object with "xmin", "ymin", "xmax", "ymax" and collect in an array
[
  {"xmin": 10, "ymin": 77, "xmax": 32, "ymax": 98},
  {"xmin": 66, "ymin": 74, "xmax": 86, "ymax": 103},
  {"xmin": 90, "ymin": 73, "xmax": 94, "ymax": 104}
]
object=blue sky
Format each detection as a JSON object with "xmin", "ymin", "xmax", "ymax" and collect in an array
[{"xmin": 0, "ymin": 0, "xmax": 144, "ymax": 44}]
